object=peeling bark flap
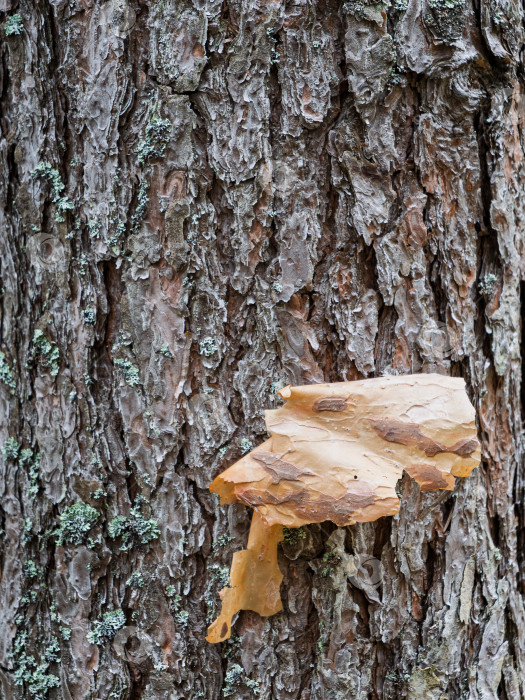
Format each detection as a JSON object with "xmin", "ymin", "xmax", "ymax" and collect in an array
[{"xmin": 206, "ymin": 374, "xmax": 480, "ymax": 642}]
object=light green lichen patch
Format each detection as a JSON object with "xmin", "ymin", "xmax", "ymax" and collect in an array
[
  {"xmin": 87, "ymin": 219, "xmax": 101, "ymax": 238},
  {"xmin": 55, "ymin": 503, "xmax": 99, "ymax": 546},
  {"xmin": 31, "ymin": 162, "xmax": 74, "ymax": 222},
  {"xmin": 166, "ymin": 585, "xmax": 182, "ymax": 613},
  {"xmin": 246, "ymin": 679, "xmax": 261, "ymax": 694},
  {"xmin": 22, "ymin": 518, "xmax": 33, "ymax": 546},
  {"xmin": 209, "ymin": 564, "xmax": 231, "ymax": 589},
  {"xmin": 429, "ymin": 0, "xmax": 463, "ymax": 8},
  {"xmin": 19, "ymin": 448, "xmax": 40, "ymax": 498},
  {"xmin": 136, "ymin": 117, "xmax": 172, "ymax": 164},
  {"xmin": 2, "ymin": 437, "xmax": 20, "ymax": 460},
  {"xmin": 175, "ymin": 610, "xmax": 189, "ymax": 628},
  {"xmin": 114, "ymin": 358, "xmax": 141, "ymax": 387},
  {"xmin": 131, "ymin": 181, "xmax": 149, "ymax": 231},
  {"xmin": 108, "ymin": 497, "xmax": 160, "ymax": 550},
  {"xmin": 32, "ymin": 330, "xmax": 60, "ymax": 376},
  {"xmin": 240, "ymin": 438, "xmax": 253, "ymax": 454},
  {"xmin": 43, "ymin": 637, "xmax": 60, "ymax": 663},
  {"xmin": 343, "ymin": 0, "xmax": 390, "ymax": 23},
  {"xmin": 212, "ymin": 533, "xmax": 233, "ymax": 554},
  {"xmin": 205, "ymin": 564, "xmax": 233, "ymax": 623},
  {"xmin": 87, "ymin": 609, "xmax": 126, "ymax": 645},
  {"xmin": 199, "ymin": 337, "xmax": 217, "ymax": 356},
  {"xmin": 159, "ymin": 343, "xmax": 173, "ymax": 358},
  {"xmin": 5, "ymin": 14, "xmax": 23, "ymax": 36},
  {"xmin": 222, "ymin": 663, "xmax": 260, "ymax": 697},
  {"xmin": 10, "ymin": 631, "xmax": 60, "ymax": 700},
  {"xmin": 82, "ymin": 308, "xmax": 96, "ymax": 324},
  {"xmin": 0, "ymin": 351, "xmax": 16, "ymax": 393},
  {"xmin": 223, "ymin": 664, "xmax": 244, "ymax": 697},
  {"xmin": 126, "ymin": 571, "xmax": 145, "ymax": 588},
  {"xmin": 23, "ymin": 560, "xmax": 39, "ymax": 579},
  {"xmin": 478, "ymin": 273, "xmax": 499, "ymax": 296}
]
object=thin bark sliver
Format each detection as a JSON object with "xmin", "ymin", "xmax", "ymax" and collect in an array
[{"xmin": 206, "ymin": 373, "xmax": 480, "ymax": 642}]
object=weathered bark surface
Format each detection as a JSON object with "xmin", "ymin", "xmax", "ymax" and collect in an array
[{"xmin": 0, "ymin": 0, "xmax": 524, "ymax": 697}]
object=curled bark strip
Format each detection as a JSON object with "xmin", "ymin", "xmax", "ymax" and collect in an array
[
  {"xmin": 205, "ymin": 511, "xmax": 283, "ymax": 644},
  {"xmin": 207, "ymin": 374, "xmax": 480, "ymax": 642}
]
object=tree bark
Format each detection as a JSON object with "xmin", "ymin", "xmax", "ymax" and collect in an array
[{"xmin": 0, "ymin": 0, "xmax": 524, "ymax": 698}]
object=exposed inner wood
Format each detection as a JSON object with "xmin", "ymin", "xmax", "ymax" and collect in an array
[{"xmin": 207, "ymin": 373, "xmax": 481, "ymax": 642}]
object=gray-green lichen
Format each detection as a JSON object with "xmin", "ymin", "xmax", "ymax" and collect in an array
[
  {"xmin": 131, "ymin": 181, "xmax": 149, "ymax": 231},
  {"xmin": 87, "ymin": 609, "xmax": 126, "ymax": 645},
  {"xmin": 55, "ymin": 503, "xmax": 99, "ymax": 546},
  {"xmin": 10, "ymin": 632, "xmax": 60, "ymax": 699},
  {"xmin": 31, "ymin": 162, "xmax": 73, "ymax": 222},
  {"xmin": 19, "ymin": 448, "xmax": 40, "ymax": 498},
  {"xmin": 425, "ymin": 0, "xmax": 466, "ymax": 40},
  {"xmin": 136, "ymin": 117, "xmax": 172, "ymax": 164},
  {"xmin": 222, "ymin": 663, "xmax": 261, "ymax": 697},
  {"xmin": 32, "ymin": 330, "xmax": 60, "ymax": 376},
  {"xmin": 82, "ymin": 308, "xmax": 96, "ymax": 324},
  {"xmin": 0, "ymin": 351, "xmax": 16, "ymax": 393},
  {"xmin": 343, "ymin": 0, "xmax": 390, "ymax": 22},
  {"xmin": 199, "ymin": 337, "xmax": 218, "ymax": 357},
  {"xmin": 108, "ymin": 497, "xmax": 160, "ymax": 550},
  {"xmin": 5, "ymin": 14, "xmax": 23, "ymax": 36},
  {"xmin": 240, "ymin": 438, "xmax": 253, "ymax": 455},
  {"xmin": 159, "ymin": 343, "xmax": 173, "ymax": 358},
  {"xmin": 113, "ymin": 358, "xmax": 141, "ymax": 387},
  {"xmin": 174, "ymin": 609, "xmax": 189, "ymax": 628},
  {"xmin": 23, "ymin": 560, "xmax": 38, "ymax": 579},
  {"xmin": 126, "ymin": 571, "xmax": 145, "ymax": 588},
  {"xmin": 479, "ymin": 273, "xmax": 499, "ymax": 296},
  {"xmin": 2, "ymin": 437, "xmax": 20, "ymax": 460}
]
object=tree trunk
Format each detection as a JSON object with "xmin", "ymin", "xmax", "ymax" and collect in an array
[{"xmin": 0, "ymin": 0, "xmax": 524, "ymax": 697}]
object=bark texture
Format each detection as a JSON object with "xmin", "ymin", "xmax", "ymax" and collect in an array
[{"xmin": 0, "ymin": 0, "xmax": 524, "ymax": 697}]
